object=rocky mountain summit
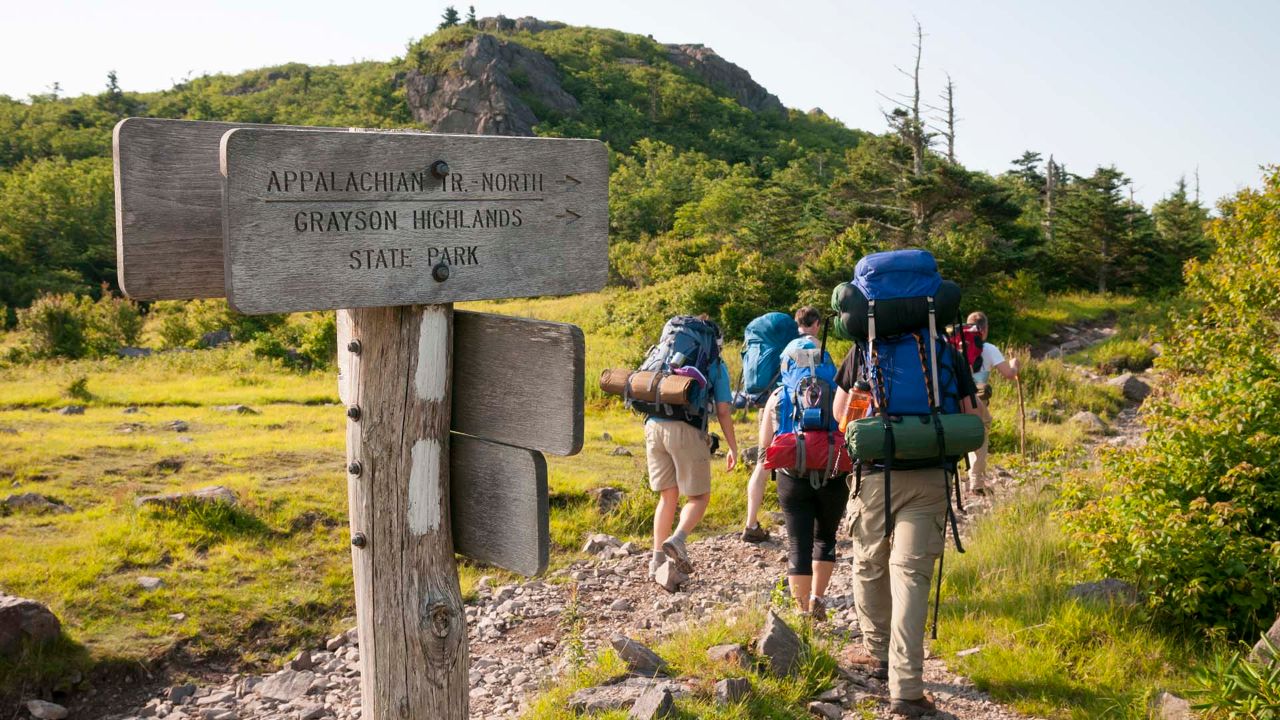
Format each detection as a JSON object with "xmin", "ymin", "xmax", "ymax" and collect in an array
[{"xmin": 403, "ymin": 17, "xmax": 783, "ymax": 136}]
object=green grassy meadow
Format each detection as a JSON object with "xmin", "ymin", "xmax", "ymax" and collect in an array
[{"xmin": 0, "ymin": 289, "xmax": 1171, "ymax": 709}]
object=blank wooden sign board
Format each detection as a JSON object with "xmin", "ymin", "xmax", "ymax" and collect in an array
[{"xmin": 112, "ymin": 117, "xmax": 606, "ymax": 720}]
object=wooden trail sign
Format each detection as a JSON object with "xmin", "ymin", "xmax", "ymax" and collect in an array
[
  {"xmin": 117, "ymin": 116, "xmax": 607, "ymax": 719},
  {"xmin": 220, "ymin": 127, "xmax": 608, "ymax": 314}
]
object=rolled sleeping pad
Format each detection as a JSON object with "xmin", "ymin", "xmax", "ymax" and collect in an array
[
  {"xmin": 830, "ymin": 279, "xmax": 963, "ymax": 341},
  {"xmin": 845, "ymin": 413, "xmax": 985, "ymax": 461},
  {"xmin": 598, "ymin": 369, "xmax": 695, "ymax": 405}
]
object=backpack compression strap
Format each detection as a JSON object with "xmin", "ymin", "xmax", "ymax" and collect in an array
[{"xmin": 867, "ymin": 299, "xmax": 895, "ymax": 538}]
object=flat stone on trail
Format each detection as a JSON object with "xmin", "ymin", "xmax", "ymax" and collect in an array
[
  {"xmin": 583, "ymin": 533, "xmax": 623, "ymax": 554},
  {"xmin": 807, "ymin": 700, "xmax": 843, "ymax": 720},
  {"xmin": 654, "ymin": 562, "xmax": 688, "ymax": 593},
  {"xmin": 628, "ymin": 686, "xmax": 674, "ymax": 719},
  {"xmin": 1067, "ymin": 578, "xmax": 1137, "ymax": 605},
  {"xmin": 0, "ymin": 594, "xmax": 61, "ymax": 656},
  {"xmin": 569, "ymin": 678, "xmax": 681, "ymax": 713},
  {"xmin": 1107, "ymin": 373, "xmax": 1152, "ymax": 403},
  {"xmin": 3, "ymin": 493, "xmax": 72, "ymax": 515},
  {"xmin": 167, "ymin": 683, "xmax": 196, "ymax": 703},
  {"xmin": 610, "ymin": 634, "xmax": 669, "ymax": 677},
  {"xmin": 707, "ymin": 643, "xmax": 750, "ymax": 667},
  {"xmin": 25, "ymin": 699, "xmax": 68, "ymax": 719},
  {"xmin": 255, "ymin": 668, "xmax": 316, "ymax": 701},
  {"xmin": 757, "ymin": 610, "xmax": 804, "ymax": 676},
  {"xmin": 135, "ymin": 485, "xmax": 238, "ymax": 509},
  {"xmin": 1069, "ymin": 411, "xmax": 1108, "ymax": 434},
  {"xmin": 714, "ymin": 677, "xmax": 750, "ymax": 704}
]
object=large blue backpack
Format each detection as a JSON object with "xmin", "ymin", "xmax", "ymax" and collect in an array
[
  {"xmin": 764, "ymin": 336, "xmax": 851, "ymax": 487},
  {"xmin": 734, "ymin": 312, "xmax": 800, "ymax": 409},
  {"xmin": 629, "ymin": 315, "xmax": 722, "ymax": 427}
]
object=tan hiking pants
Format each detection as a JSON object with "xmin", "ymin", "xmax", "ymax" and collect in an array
[
  {"xmin": 967, "ymin": 425, "xmax": 990, "ymax": 491},
  {"xmin": 847, "ymin": 468, "xmax": 948, "ymax": 700}
]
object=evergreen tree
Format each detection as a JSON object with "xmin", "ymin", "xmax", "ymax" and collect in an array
[
  {"xmin": 1010, "ymin": 151, "xmax": 1044, "ymax": 188},
  {"xmin": 1149, "ymin": 176, "xmax": 1211, "ymax": 287},
  {"xmin": 466, "ymin": 5, "xmax": 478, "ymax": 27},
  {"xmin": 1054, "ymin": 166, "xmax": 1134, "ymax": 292},
  {"xmin": 439, "ymin": 5, "xmax": 460, "ymax": 29}
]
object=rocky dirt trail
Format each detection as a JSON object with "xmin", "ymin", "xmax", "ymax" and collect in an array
[{"xmin": 75, "ymin": 323, "xmax": 1153, "ymax": 720}]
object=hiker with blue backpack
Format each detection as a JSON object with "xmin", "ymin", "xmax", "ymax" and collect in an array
[
  {"xmin": 740, "ymin": 306, "xmax": 823, "ymax": 542},
  {"xmin": 755, "ymin": 332, "xmax": 854, "ymax": 619},
  {"xmin": 829, "ymin": 250, "xmax": 986, "ymax": 717},
  {"xmin": 626, "ymin": 315, "xmax": 738, "ymax": 585}
]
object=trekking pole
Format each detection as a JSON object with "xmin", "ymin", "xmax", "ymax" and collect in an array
[
  {"xmin": 1016, "ymin": 369, "xmax": 1027, "ymax": 458},
  {"xmin": 930, "ymin": 540, "xmax": 945, "ymax": 640}
]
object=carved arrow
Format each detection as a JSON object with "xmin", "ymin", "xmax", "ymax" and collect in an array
[
  {"xmin": 557, "ymin": 174, "xmax": 582, "ymax": 187},
  {"xmin": 556, "ymin": 209, "xmax": 582, "ymax": 224}
]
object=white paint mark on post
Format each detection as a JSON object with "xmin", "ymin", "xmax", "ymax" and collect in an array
[
  {"xmin": 415, "ymin": 309, "xmax": 449, "ymax": 401},
  {"xmin": 408, "ymin": 438, "xmax": 442, "ymax": 535}
]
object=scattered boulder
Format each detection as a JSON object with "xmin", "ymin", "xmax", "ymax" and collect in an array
[
  {"xmin": 807, "ymin": 701, "xmax": 843, "ymax": 720},
  {"xmin": 706, "ymin": 643, "xmax": 750, "ymax": 667},
  {"xmin": 1249, "ymin": 614, "xmax": 1280, "ymax": 665},
  {"xmin": 610, "ymin": 598, "xmax": 634, "ymax": 612},
  {"xmin": 0, "ymin": 595, "xmax": 61, "ymax": 656},
  {"xmin": 117, "ymin": 346, "xmax": 152, "ymax": 358},
  {"xmin": 255, "ymin": 668, "xmax": 315, "ymax": 701},
  {"xmin": 1107, "ymin": 373, "xmax": 1152, "ymax": 403},
  {"xmin": 582, "ymin": 533, "xmax": 623, "ymax": 555},
  {"xmin": 1069, "ymin": 411, "xmax": 1108, "ymax": 434},
  {"xmin": 757, "ymin": 611, "xmax": 804, "ymax": 676},
  {"xmin": 1149, "ymin": 691, "xmax": 1193, "ymax": 720},
  {"xmin": 135, "ymin": 485, "xmax": 237, "ymax": 510},
  {"xmin": 25, "ymin": 699, "xmax": 68, "ymax": 719},
  {"xmin": 1044, "ymin": 347, "xmax": 1064, "ymax": 360},
  {"xmin": 56, "ymin": 405, "xmax": 85, "ymax": 416},
  {"xmin": 164, "ymin": 420, "xmax": 190, "ymax": 432},
  {"xmin": 325, "ymin": 633, "xmax": 347, "ymax": 651},
  {"xmin": 610, "ymin": 446, "xmax": 633, "ymax": 457},
  {"xmin": 653, "ymin": 562, "xmax": 688, "ymax": 593},
  {"xmin": 610, "ymin": 634, "xmax": 669, "ymax": 677},
  {"xmin": 714, "ymin": 677, "xmax": 750, "ymax": 704},
  {"xmin": 741, "ymin": 446, "xmax": 760, "ymax": 465},
  {"xmin": 136, "ymin": 576, "xmax": 163, "ymax": 591},
  {"xmin": 214, "ymin": 404, "xmax": 259, "ymax": 415},
  {"xmin": 199, "ymin": 329, "xmax": 232, "ymax": 348},
  {"xmin": 1067, "ymin": 578, "xmax": 1137, "ymax": 606},
  {"xmin": 3, "ymin": 493, "xmax": 72, "ymax": 515},
  {"xmin": 601, "ymin": 431, "xmax": 613, "ymax": 441},
  {"xmin": 287, "ymin": 649, "xmax": 314, "ymax": 671},
  {"xmin": 589, "ymin": 486, "xmax": 626, "ymax": 513},
  {"xmin": 568, "ymin": 678, "xmax": 682, "ymax": 713},
  {"xmin": 664, "ymin": 44, "xmax": 784, "ymax": 113},
  {"xmin": 628, "ymin": 686, "xmax": 674, "ymax": 719},
  {"xmin": 167, "ymin": 683, "xmax": 197, "ymax": 703},
  {"xmin": 122, "ymin": 406, "xmax": 141, "ymax": 414}
]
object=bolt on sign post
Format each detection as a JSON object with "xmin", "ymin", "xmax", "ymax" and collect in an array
[{"xmin": 113, "ymin": 118, "xmax": 607, "ymax": 719}]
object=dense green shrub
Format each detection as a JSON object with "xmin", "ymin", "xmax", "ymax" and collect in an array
[
  {"xmin": 1061, "ymin": 169, "xmax": 1280, "ymax": 639},
  {"xmin": 17, "ymin": 291, "xmax": 142, "ymax": 359},
  {"xmin": 150, "ymin": 300, "xmax": 285, "ymax": 349},
  {"xmin": 250, "ymin": 312, "xmax": 336, "ymax": 370},
  {"xmin": 1191, "ymin": 639, "xmax": 1280, "ymax": 718}
]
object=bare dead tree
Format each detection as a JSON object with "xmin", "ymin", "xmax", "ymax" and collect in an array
[
  {"xmin": 876, "ymin": 19, "xmax": 933, "ymax": 241},
  {"xmin": 1044, "ymin": 154, "xmax": 1057, "ymax": 244},
  {"xmin": 927, "ymin": 73, "xmax": 958, "ymax": 164}
]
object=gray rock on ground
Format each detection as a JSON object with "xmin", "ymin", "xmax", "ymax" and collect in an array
[
  {"xmin": 628, "ymin": 686, "xmax": 674, "ymax": 719},
  {"xmin": 1069, "ymin": 411, "xmax": 1108, "ymax": 434},
  {"xmin": 56, "ymin": 405, "xmax": 84, "ymax": 416},
  {"xmin": 1149, "ymin": 691, "xmax": 1193, "ymax": 719},
  {"xmin": 714, "ymin": 677, "xmax": 750, "ymax": 704},
  {"xmin": 589, "ymin": 486, "xmax": 627, "ymax": 514},
  {"xmin": 1067, "ymin": 578, "xmax": 1138, "ymax": 606},
  {"xmin": 583, "ymin": 533, "xmax": 623, "ymax": 555},
  {"xmin": 610, "ymin": 446, "xmax": 633, "ymax": 456},
  {"xmin": 807, "ymin": 700, "xmax": 843, "ymax": 720},
  {"xmin": 757, "ymin": 610, "xmax": 804, "ymax": 676},
  {"xmin": 1250, "ymin": 614, "xmax": 1280, "ymax": 665},
  {"xmin": 0, "ymin": 595, "xmax": 61, "ymax": 656},
  {"xmin": 25, "ymin": 699, "xmax": 68, "ymax": 719},
  {"xmin": 135, "ymin": 485, "xmax": 238, "ymax": 509},
  {"xmin": 255, "ymin": 668, "xmax": 316, "ymax": 701},
  {"xmin": 3, "ymin": 493, "xmax": 72, "ymax": 515},
  {"xmin": 653, "ymin": 562, "xmax": 688, "ymax": 593},
  {"xmin": 569, "ymin": 678, "xmax": 680, "ymax": 713},
  {"xmin": 1107, "ymin": 373, "xmax": 1152, "ymax": 403},
  {"xmin": 136, "ymin": 576, "xmax": 163, "ymax": 591},
  {"xmin": 707, "ymin": 643, "xmax": 750, "ymax": 667},
  {"xmin": 610, "ymin": 634, "xmax": 669, "ymax": 677},
  {"xmin": 214, "ymin": 404, "xmax": 259, "ymax": 415}
]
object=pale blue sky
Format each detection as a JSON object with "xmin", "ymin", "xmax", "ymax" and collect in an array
[{"xmin": 4, "ymin": 0, "xmax": 1277, "ymax": 207}]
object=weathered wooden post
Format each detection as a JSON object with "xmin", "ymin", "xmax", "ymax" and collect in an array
[{"xmin": 114, "ymin": 118, "xmax": 607, "ymax": 718}]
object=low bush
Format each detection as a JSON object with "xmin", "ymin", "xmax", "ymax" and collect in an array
[
  {"xmin": 1061, "ymin": 170, "xmax": 1280, "ymax": 640},
  {"xmin": 149, "ymin": 300, "xmax": 285, "ymax": 349},
  {"xmin": 1190, "ymin": 639, "xmax": 1280, "ymax": 718},
  {"xmin": 17, "ymin": 290, "xmax": 142, "ymax": 359}
]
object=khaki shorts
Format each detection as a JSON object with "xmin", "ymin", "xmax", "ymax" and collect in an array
[{"xmin": 644, "ymin": 420, "xmax": 712, "ymax": 496}]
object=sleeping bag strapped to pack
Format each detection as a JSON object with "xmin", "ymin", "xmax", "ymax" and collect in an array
[
  {"xmin": 830, "ymin": 249, "xmax": 962, "ymax": 341},
  {"xmin": 627, "ymin": 315, "xmax": 721, "ymax": 428},
  {"xmin": 734, "ymin": 312, "xmax": 800, "ymax": 409},
  {"xmin": 762, "ymin": 337, "xmax": 853, "ymax": 487}
]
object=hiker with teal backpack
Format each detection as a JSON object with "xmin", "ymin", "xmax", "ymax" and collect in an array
[
  {"xmin": 628, "ymin": 315, "xmax": 738, "ymax": 586},
  {"xmin": 829, "ymin": 250, "xmax": 985, "ymax": 718},
  {"xmin": 754, "ymin": 331, "xmax": 853, "ymax": 619},
  {"xmin": 740, "ymin": 307, "xmax": 821, "ymax": 543}
]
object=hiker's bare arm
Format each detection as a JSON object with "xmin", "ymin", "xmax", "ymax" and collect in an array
[
  {"xmin": 963, "ymin": 394, "xmax": 990, "ymax": 422},
  {"xmin": 833, "ymin": 387, "xmax": 850, "ymax": 421},
  {"xmin": 994, "ymin": 357, "xmax": 1020, "ymax": 380},
  {"xmin": 757, "ymin": 392, "xmax": 779, "ymax": 448},
  {"xmin": 716, "ymin": 402, "xmax": 738, "ymax": 471}
]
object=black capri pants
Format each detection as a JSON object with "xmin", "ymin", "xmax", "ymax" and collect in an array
[{"xmin": 776, "ymin": 471, "xmax": 850, "ymax": 576}]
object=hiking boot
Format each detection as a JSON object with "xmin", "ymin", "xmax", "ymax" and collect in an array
[
  {"xmin": 741, "ymin": 523, "xmax": 770, "ymax": 544},
  {"xmin": 889, "ymin": 694, "xmax": 938, "ymax": 717},
  {"xmin": 648, "ymin": 556, "xmax": 664, "ymax": 580},
  {"xmin": 661, "ymin": 534, "xmax": 693, "ymax": 574},
  {"xmin": 809, "ymin": 596, "xmax": 827, "ymax": 622},
  {"xmin": 840, "ymin": 645, "xmax": 888, "ymax": 680}
]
